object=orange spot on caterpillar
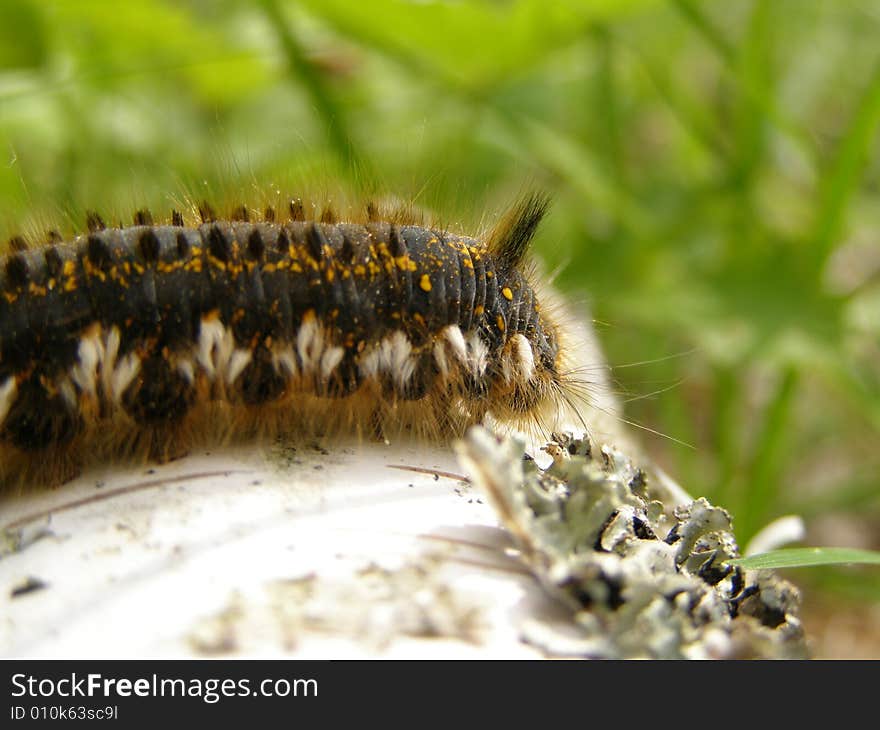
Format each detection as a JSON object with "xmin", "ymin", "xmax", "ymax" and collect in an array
[{"xmin": 419, "ymin": 274, "xmax": 432, "ymax": 292}]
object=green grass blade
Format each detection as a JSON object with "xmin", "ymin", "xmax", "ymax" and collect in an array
[
  {"xmin": 510, "ymin": 114, "xmax": 650, "ymax": 238},
  {"xmin": 257, "ymin": 0, "xmax": 363, "ymax": 172},
  {"xmin": 591, "ymin": 26, "xmax": 625, "ymax": 187},
  {"xmin": 672, "ymin": 0, "xmax": 815, "ymax": 169},
  {"xmin": 825, "ymin": 361, "xmax": 880, "ymax": 434},
  {"xmin": 731, "ymin": 0, "xmax": 773, "ymax": 189},
  {"xmin": 0, "ymin": 0, "xmax": 48, "ymax": 71},
  {"xmin": 812, "ymin": 61, "xmax": 880, "ymax": 273},
  {"xmin": 296, "ymin": 0, "xmax": 662, "ymax": 90},
  {"xmin": 672, "ymin": 0, "xmax": 735, "ymax": 65},
  {"xmin": 629, "ymin": 43, "xmax": 730, "ymax": 161},
  {"xmin": 729, "ymin": 547, "xmax": 880, "ymax": 570}
]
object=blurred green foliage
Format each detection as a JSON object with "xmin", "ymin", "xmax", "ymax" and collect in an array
[{"xmin": 0, "ymin": 0, "xmax": 878, "ymax": 604}]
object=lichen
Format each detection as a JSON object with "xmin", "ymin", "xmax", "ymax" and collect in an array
[{"xmin": 456, "ymin": 427, "xmax": 808, "ymax": 659}]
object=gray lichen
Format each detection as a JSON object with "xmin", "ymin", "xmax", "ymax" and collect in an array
[{"xmin": 456, "ymin": 427, "xmax": 808, "ymax": 659}]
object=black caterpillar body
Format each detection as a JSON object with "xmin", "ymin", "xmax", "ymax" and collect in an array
[{"xmin": 0, "ymin": 195, "xmax": 576, "ymax": 487}]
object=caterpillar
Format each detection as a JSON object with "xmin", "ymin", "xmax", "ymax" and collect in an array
[{"xmin": 0, "ymin": 192, "xmax": 606, "ymax": 490}]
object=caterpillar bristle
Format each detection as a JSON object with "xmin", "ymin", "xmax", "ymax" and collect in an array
[
  {"xmin": 8, "ymin": 235, "xmax": 28, "ymax": 253},
  {"xmin": 171, "ymin": 209, "xmax": 184, "ymax": 227},
  {"xmin": 230, "ymin": 204, "xmax": 250, "ymax": 223},
  {"xmin": 320, "ymin": 205, "xmax": 336, "ymax": 224},
  {"xmin": 85, "ymin": 210, "xmax": 106, "ymax": 233},
  {"xmin": 289, "ymin": 198, "xmax": 305, "ymax": 222},
  {"xmin": 198, "ymin": 201, "xmax": 217, "ymax": 223},
  {"xmin": 133, "ymin": 208, "xmax": 154, "ymax": 226},
  {"xmin": 263, "ymin": 206, "xmax": 276, "ymax": 223},
  {"xmin": 488, "ymin": 192, "xmax": 551, "ymax": 272}
]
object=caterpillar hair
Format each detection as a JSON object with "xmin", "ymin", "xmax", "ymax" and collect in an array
[{"xmin": 0, "ymin": 189, "xmax": 614, "ymax": 490}]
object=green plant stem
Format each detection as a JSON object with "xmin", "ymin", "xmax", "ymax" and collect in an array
[
  {"xmin": 257, "ymin": 0, "xmax": 362, "ymax": 173},
  {"xmin": 672, "ymin": 0, "xmax": 816, "ymax": 170},
  {"xmin": 812, "ymin": 60, "xmax": 880, "ymax": 275}
]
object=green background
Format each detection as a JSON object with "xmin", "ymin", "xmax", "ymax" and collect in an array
[{"xmin": 1, "ymin": 0, "xmax": 878, "ymax": 653}]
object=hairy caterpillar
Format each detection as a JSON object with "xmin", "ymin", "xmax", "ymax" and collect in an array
[{"xmin": 0, "ymin": 192, "xmax": 608, "ymax": 490}]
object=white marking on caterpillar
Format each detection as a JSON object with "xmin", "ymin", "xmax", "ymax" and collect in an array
[
  {"xmin": 70, "ymin": 329, "xmax": 102, "ymax": 395},
  {"xmin": 58, "ymin": 377, "xmax": 78, "ymax": 411},
  {"xmin": 320, "ymin": 346, "xmax": 345, "ymax": 380},
  {"xmin": 444, "ymin": 325, "xmax": 468, "ymax": 364},
  {"xmin": 359, "ymin": 348, "xmax": 380, "ymax": 379},
  {"xmin": 110, "ymin": 352, "xmax": 142, "ymax": 401},
  {"xmin": 296, "ymin": 312, "xmax": 324, "ymax": 374},
  {"xmin": 382, "ymin": 331, "xmax": 415, "ymax": 388},
  {"xmin": 434, "ymin": 325, "xmax": 468, "ymax": 378},
  {"xmin": 226, "ymin": 348, "xmax": 253, "ymax": 386},
  {"xmin": 0, "ymin": 377, "xmax": 17, "ymax": 424},
  {"xmin": 272, "ymin": 345, "xmax": 298, "ymax": 378},
  {"xmin": 98, "ymin": 326, "xmax": 142, "ymax": 401},
  {"xmin": 359, "ymin": 331, "xmax": 415, "ymax": 386},
  {"xmin": 508, "ymin": 334, "xmax": 535, "ymax": 384},
  {"xmin": 466, "ymin": 331, "xmax": 489, "ymax": 377},
  {"xmin": 176, "ymin": 358, "xmax": 196, "ymax": 385},
  {"xmin": 433, "ymin": 340, "xmax": 450, "ymax": 378},
  {"xmin": 100, "ymin": 325, "xmax": 121, "ymax": 399},
  {"xmin": 196, "ymin": 317, "xmax": 234, "ymax": 380}
]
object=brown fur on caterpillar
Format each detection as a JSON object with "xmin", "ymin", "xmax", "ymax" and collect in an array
[{"xmin": 0, "ymin": 192, "xmax": 605, "ymax": 490}]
